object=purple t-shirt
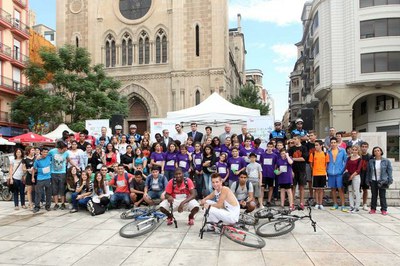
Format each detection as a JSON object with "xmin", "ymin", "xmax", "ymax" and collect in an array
[
  {"xmin": 213, "ymin": 146, "xmax": 222, "ymax": 159},
  {"xmin": 164, "ymin": 151, "xmax": 178, "ymax": 171},
  {"xmin": 192, "ymin": 152, "xmax": 203, "ymax": 171},
  {"xmin": 177, "ymin": 153, "xmax": 190, "ymax": 172},
  {"xmin": 187, "ymin": 146, "xmax": 194, "ymax": 154},
  {"xmin": 221, "ymin": 145, "xmax": 232, "ymax": 158},
  {"xmin": 228, "ymin": 156, "xmax": 247, "ymax": 182},
  {"xmin": 253, "ymin": 147, "xmax": 265, "ymax": 163},
  {"xmin": 150, "ymin": 152, "xmax": 165, "ymax": 165},
  {"xmin": 216, "ymin": 161, "xmax": 228, "ymax": 178},
  {"xmin": 262, "ymin": 152, "xmax": 278, "ymax": 179},
  {"xmin": 276, "ymin": 157, "xmax": 293, "ymax": 185}
]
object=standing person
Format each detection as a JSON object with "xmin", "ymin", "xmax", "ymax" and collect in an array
[
  {"xmin": 90, "ymin": 145, "xmax": 105, "ymax": 172},
  {"xmin": 324, "ymin": 127, "xmax": 336, "ymax": 149},
  {"xmin": 227, "ymin": 147, "xmax": 247, "ymax": 187},
  {"xmin": 211, "ymin": 137, "xmax": 222, "ymax": 159},
  {"xmin": 177, "ymin": 145, "xmax": 192, "ymax": 177},
  {"xmin": 127, "ymin": 124, "xmax": 142, "ymax": 146},
  {"xmin": 105, "ymin": 143, "xmax": 120, "ymax": 171},
  {"xmin": 291, "ymin": 118, "xmax": 308, "ymax": 144},
  {"xmin": 216, "ymin": 153, "xmax": 229, "ymax": 186},
  {"xmin": 360, "ymin": 142, "xmax": 372, "ymax": 211},
  {"xmin": 275, "ymin": 149, "xmax": 294, "ymax": 210},
  {"xmin": 161, "ymin": 129, "xmax": 173, "ymax": 151},
  {"xmin": 219, "ymin": 123, "xmax": 232, "ymax": 143},
  {"xmin": 240, "ymin": 138, "xmax": 254, "ymax": 163},
  {"xmin": 367, "ymin": 146, "xmax": 392, "ymax": 215},
  {"xmin": 261, "ymin": 142, "xmax": 278, "ymax": 207},
  {"xmin": 96, "ymin": 126, "xmax": 110, "ymax": 146},
  {"xmin": 289, "ymin": 135, "xmax": 308, "ymax": 209},
  {"xmin": 336, "ymin": 132, "xmax": 347, "ymax": 149},
  {"xmin": 67, "ymin": 140, "xmax": 85, "ymax": 170},
  {"xmin": 238, "ymin": 125, "xmax": 254, "ymax": 144},
  {"xmin": 133, "ymin": 147, "xmax": 148, "ymax": 175},
  {"xmin": 22, "ymin": 146, "xmax": 36, "ymax": 210},
  {"xmin": 164, "ymin": 142, "xmax": 178, "ymax": 180},
  {"xmin": 309, "ymin": 140, "xmax": 329, "ymax": 210},
  {"xmin": 305, "ymin": 130, "xmax": 317, "ymax": 201},
  {"xmin": 202, "ymin": 145, "xmax": 217, "ymax": 196},
  {"xmin": 120, "ymin": 145, "xmax": 134, "ymax": 173},
  {"xmin": 9, "ymin": 148, "xmax": 26, "ymax": 210},
  {"xmin": 326, "ymin": 137, "xmax": 348, "ymax": 212},
  {"xmin": 347, "ymin": 130, "xmax": 363, "ymax": 148},
  {"xmin": 202, "ymin": 126, "xmax": 213, "ymax": 143},
  {"xmin": 252, "ymin": 138, "xmax": 265, "ymax": 164},
  {"xmin": 192, "ymin": 142, "xmax": 203, "ymax": 199},
  {"xmin": 269, "ymin": 120, "xmax": 287, "ymax": 144},
  {"xmin": 187, "ymin": 122, "xmax": 203, "ymax": 143},
  {"xmin": 149, "ymin": 143, "xmax": 165, "ymax": 173},
  {"xmin": 70, "ymin": 171, "xmax": 93, "ymax": 213},
  {"xmin": 32, "ymin": 148, "xmax": 52, "ymax": 213},
  {"xmin": 344, "ymin": 145, "xmax": 362, "ymax": 213},
  {"xmin": 77, "ymin": 133, "xmax": 89, "ymax": 151},
  {"xmin": 117, "ymin": 135, "xmax": 129, "ymax": 155},
  {"xmin": 159, "ymin": 168, "xmax": 200, "ymax": 225},
  {"xmin": 246, "ymin": 153, "xmax": 263, "ymax": 208},
  {"xmin": 173, "ymin": 123, "xmax": 188, "ymax": 144}
]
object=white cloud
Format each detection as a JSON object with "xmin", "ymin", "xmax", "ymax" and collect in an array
[
  {"xmin": 271, "ymin": 43, "xmax": 298, "ymax": 63},
  {"xmin": 229, "ymin": 0, "xmax": 308, "ymax": 26}
]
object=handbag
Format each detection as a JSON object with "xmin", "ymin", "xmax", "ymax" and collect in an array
[{"xmin": 7, "ymin": 160, "xmax": 23, "ymax": 191}]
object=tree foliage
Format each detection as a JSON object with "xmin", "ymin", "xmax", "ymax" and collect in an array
[
  {"xmin": 230, "ymin": 83, "xmax": 270, "ymax": 115},
  {"xmin": 11, "ymin": 45, "xmax": 128, "ymax": 132}
]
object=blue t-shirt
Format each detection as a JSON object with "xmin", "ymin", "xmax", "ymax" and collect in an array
[
  {"xmin": 48, "ymin": 148, "xmax": 69, "ymax": 174},
  {"xmin": 33, "ymin": 156, "xmax": 52, "ymax": 181}
]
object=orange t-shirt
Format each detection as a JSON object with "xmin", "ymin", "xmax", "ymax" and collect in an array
[
  {"xmin": 331, "ymin": 148, "xmax": 338, "ymax": 162},
  {"xmin": 309, "ymin": 151, "xmax": 330, "ymax": 176}
]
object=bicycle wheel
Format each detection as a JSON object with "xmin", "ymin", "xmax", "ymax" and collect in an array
[
  {"xmin": 120, "ymin": 207, "xmax": 149, "ymax": 219},
  {"xmin": 119, "ymin": 218, "xmax": 158, "ymax": 238},
  {"xmin": 1, "ymin": 187, "xmax": 12, "ymax": 201},
  {"xmin": 239, "ymin": 213, "xmax": 258, "ymax": 226},
  {"xmin": 254, "ymin": 208, "xmax": 279, "ymax": 219},
  {"xmin": 256, "ymin": 219, "xmax": 295, "ymax": 237},
  {"xmin": 223, "ymin": 226, "xmax": 266, "ymax": 249}
]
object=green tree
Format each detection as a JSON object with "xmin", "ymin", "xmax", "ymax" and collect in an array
[
  {"xmin": 230, "ymin": 83, "xmax": 270, "ymax": 115},
  {"xmin": 11, "ymin": 45, "xmax": 128, "ymax": 132}
]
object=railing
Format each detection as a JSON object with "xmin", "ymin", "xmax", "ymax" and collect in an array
[
  {"xmin": 0, "ymin": 42, "xmax": 12, "ymax": 57},
  {"xmin": 0, "ymin": 111, "xmax": 10, "ymax": 123},
  {"xmin": 0, "ymin": 8, "xmax": 12, "ymax": 25},
  {"xmin": 11, "ymin": 18, "xmax": 30, "ymax": 35},
  {"xmin": 0, "ymin": 76, "xmax": 27, "ymax": 92},
  {"xmin": 12, "ymin": 50, "xmax": 29, "ymax": 65}
]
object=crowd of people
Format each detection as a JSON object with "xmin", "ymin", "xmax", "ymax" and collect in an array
[{"xmin": 7, "ymin": 120, "xmax": 393, "ymax": 224}]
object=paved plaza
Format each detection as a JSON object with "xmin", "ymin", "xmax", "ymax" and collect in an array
[{"xmin": 0, "ymin": 201, "xmax": 399, "ymax": 266}]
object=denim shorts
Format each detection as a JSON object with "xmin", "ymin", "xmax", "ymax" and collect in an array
[{"xmin": 147, "ymin": 190, "xmax": 163, "ymax": 199}]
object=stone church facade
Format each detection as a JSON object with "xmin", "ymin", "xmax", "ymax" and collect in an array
[{"xmin": 56, "ymin": 0, "xmax": 245, "ymax": 131}]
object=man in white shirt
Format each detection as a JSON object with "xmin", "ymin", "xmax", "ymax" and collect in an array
[{"xmin": 173, "ymin": 124, "xmax": 188, "ymax": 144}]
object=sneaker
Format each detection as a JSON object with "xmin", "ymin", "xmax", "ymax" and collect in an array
[
  {"xmin": 330, "ymin": 204, "xmax": 338, "ymax": 210},
  {"xmin": 33, "ymin": 208, "xmax": 40, "ymax": 213},
  {"xmin": 14, "ymin": 206, "xmax": 19, "ymax": 211},
  {"xmin": 314, "ymin": 204, "xmax": 320, "ymax": 210},
  {"xmin": 188, "ymin": 218, "xmax": 195, "ymax": 226},
  {"xmin": 259, "ymin": 204, "xmax": 265, "ymax": 209},
  {"xmin": 341, "ymin": 206, "xmax": 348, "ymax": 213},
  {"xmin": 319, "ymin": 205, "xmax": 325, "ymax": 210},
  {"xmin": 266, "ymin": 202, "xmax": 271, "ymax": 207},
  {"xmin": 69, "ymin": 208, "xmax": 78, "ymax": 213},
  {"xmin": 300, "ymin": 203, "xmax": 305, "ymax": 210},
  {"xmin": 45, "ymin": 206, "xmax": 51, "ymax": 211},
  {"xmin": 362, "ymin": 204, "xmax": 369, "ymax": 211},
  {"xmin": 53, "ymin": 204, "xmax": 60, "ymax": 210},
  {"xmin": 205, "ymin": 224, "xmax": 215, "ymax": 232},
  {"xmin": 290, "ymin": 204, "xmax": 295, "ymax": 211},
  {"xmin": 349, "ymin": 207, "xmax": 355, "ymax": 212},
  {"xmin": 381, "ymin": 210, "xmax": 388, "ymax": 216},
  {"xmin": 351, "ymin": 208, "xmax": 359, "ymax": 213},
  {"xmin": 167, "ymin": 217, "xmax": 173, "ymax": 225},
  {"xmin": 369, "ymin": 209, "xmax": 376, "ymax": 214},
  {"xmin": 60, "ymin": 203, "xmax": 66, "ymax": 210}
]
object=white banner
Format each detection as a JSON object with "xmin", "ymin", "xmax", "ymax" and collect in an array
[
  {"xmin": 150, "ymin": 118, "xmax": 178, "ymax": 143},
  {"xmin": 247, "ymin": 115, "xmax": 274, "ymax": 149},
  {"xmin": 85, "ymin": 119, "xmax": 111, "ymax": 138}
]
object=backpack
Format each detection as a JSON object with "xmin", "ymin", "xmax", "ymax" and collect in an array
[
  {"xmin": 173, "ymin": 177, "xmax": 189, "ymax": 190},
  {"xmin": 87, "ymin": 197, "xmax": 109, "ymax": 216},
  {"xmin": 234, "ymin": 180, "xmax": 250, "ymax": 193},
  {"xmin": 113, "ymin": 172, "xmax": 129, "ymax": 186}
]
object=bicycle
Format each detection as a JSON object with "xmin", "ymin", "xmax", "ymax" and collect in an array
[
  {"xmin": 119, "ymin": 207, "xmax": 167, "ymax": 238},
  {"xmin": 255, "ymin": 205, "xmax": 317, "ymax": 237},
  {"xmin": 0, "ymin": 171, "xmax": 12, "ymax": 201},
  {"xmin": 120, "ymin": 206, "xmax": 151, "ymax": 220},
  {"xmin": 199, "ymin": 206, "xmax": 265, "ymax": 249}
]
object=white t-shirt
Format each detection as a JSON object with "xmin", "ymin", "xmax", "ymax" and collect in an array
[
  {"xmin": 375, "ymin": 160, "xmax": 381, "ymax": 181},
  {"xmin": 230, "ymin": 181, "xmax": 254, "ymax": 201},
  {"xmin": 151, "ymin": 178, "xmax": 160, "ymax": 191},
  {"xmin": 10, "ymin": 157, "xmax": 24, "ymax": 180},
  {"xmin": 173, "ymin": 132, "xmax": 188, "ymax": 144}
]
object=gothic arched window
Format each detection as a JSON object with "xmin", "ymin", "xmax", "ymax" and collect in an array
[
  {"xmin": 156, "ymin": 29, "xmax": 168, "ymax": 63},
  {"xmin": 139, "ymin": 31, "xmax": 150, "ymax": 64},
  {"xmin": 122, "ymin": 33, "xmax": 133, "ymax": 66},
  {"xmin": 105, "ymin": 34, "xmax": 116, "ymax": 67}
]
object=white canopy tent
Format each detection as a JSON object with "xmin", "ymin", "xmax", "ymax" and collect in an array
[
  {"xmin": 166, "ymin": 92, "xmax": 260, "ymax": 126},
  {"xmin": 44, "ymin": 123, "xmax": 76, "ymax": 140}
]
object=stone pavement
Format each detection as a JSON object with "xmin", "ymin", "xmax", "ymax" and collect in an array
[{"xmin": 0, "ymin": 201, "xmax": 400, "ymax": 266}]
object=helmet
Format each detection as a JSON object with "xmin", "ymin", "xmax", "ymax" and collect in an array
[
  {"xmin": 115, "ymin": 125, "xmax": 122, "ymax": 130},
  {"xmin": 295, "ymin": 118, "xmax": 304, "ymax": 124}
]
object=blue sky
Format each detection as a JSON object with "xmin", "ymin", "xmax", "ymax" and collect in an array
[{"xmin": 29, "ymin": 0, "xmax": 306, "ymax": 120}]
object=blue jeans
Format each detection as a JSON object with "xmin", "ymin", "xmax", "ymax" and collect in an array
[
  {"xmin": 203, "ymin": 173, "xmax": 212, "ymax": 196},
  {"xmin": 164, "ymin": 170, "xmax": 175, "ymax": 181},
  {"xmin": 71, "ymin": 192, "xmax": 91, "ymax": 209},
  {"xmin": 110, "ymin": 193, "xmax": 130, "ymax": 207},
  {"xmin": 13, "ymin": 179, "xmax": 25, "ymax": 207}
]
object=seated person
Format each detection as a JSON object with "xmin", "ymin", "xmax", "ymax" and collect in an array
[
  {"xmin": 160, "ymin": 168, "xmax": 200, "ymax": 225},
  {"xmin": 130, "ymin": 170, "xmax": 146, "ymax": 207},
  {"xmin": 70, "ymin": 171, "xmax": 93, "ymax": 213},
  {"xmin": 230, "ymin": 172, "xmax": 256, "ymax": 213},
  {"xmin": 144, "ymin": 166, "xmax": 168, "ymax": 205},
  {"xmin": 200, "ymin": 173, "xmax": 240, "ymax": 225},
  {"xmin": 108, "ymin": 164, "xmax": 133, "ymax": 209}
]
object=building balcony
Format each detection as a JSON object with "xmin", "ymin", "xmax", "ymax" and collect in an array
[
  {"xmin": 0, "ymin": 8, "xmax": 12, "ymax": 29},
  {"xmin": 0, "ymin": 76, "xmax": 24, "ymax": 96},
  {"xmin": 0, "ymin": 111, "xmax": 11, "ymax": 123},
  {"xmin": 11, "ymin": 50, "xmax": 29, "ymax": 68},
  {"xmin": 11, "ymin": 18, "xmax": 30, "ymax": 39},
  {"xmin": 13, "ymin": 0, "xmax": 27, "ymax": 9},
  {"xmin": 0, "ymin": 42, "xmax": 12, "ymax": 61}
]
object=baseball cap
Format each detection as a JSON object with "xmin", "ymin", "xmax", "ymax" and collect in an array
[
  {"xmin": 129, "ymin": 124, "xmax": 137, "ymax": 129},
  {"xmin": 115, "ymin": 125, "xmax": 122, "ymax": 130},
  {"xmin": 295, "ymin": 118, "xmax": 304, "ymax": 124}
]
